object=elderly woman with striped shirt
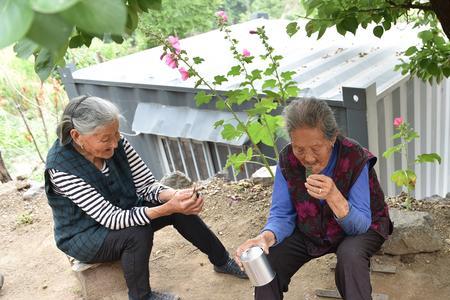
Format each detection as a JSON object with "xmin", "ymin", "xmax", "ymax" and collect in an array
[{"xmin": 45, "ymin": 96, "xmax": 247, "ymax": 300}]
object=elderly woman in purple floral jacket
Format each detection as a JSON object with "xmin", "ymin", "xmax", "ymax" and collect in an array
[{"xmin": 236, "ymin": 98, "xmax": 393, "ymax": 300}]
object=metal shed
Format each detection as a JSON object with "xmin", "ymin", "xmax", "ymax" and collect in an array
[{"xmin": 60, "ymin": 18, "xmax": 450, "ymax": 199}]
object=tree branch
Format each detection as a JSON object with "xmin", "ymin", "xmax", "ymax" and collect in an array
[{"xmin": 430, "ymin": 0, "xmax": 450, "ymax": 39}]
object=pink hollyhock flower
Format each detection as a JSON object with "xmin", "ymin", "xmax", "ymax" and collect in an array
[
  {"xmin": 167, "ymin": 35, "xmax": 181, "ymax": 53},
  {"xmin": 393, "ymin": 117, "xmax": 403, "ymax": 127},
  {"xmin": 164, "ymin": 54, "xmax": 178, "ymax": 69},
  {"xmin": 242, "ymin": 48, "xmax": 251, "ymax": 57},
  {"xmin": 179, "ymin": 67, "xmax": 189, "ymax": 81},
  {"xmin": 216, "ymin": 10, "xmax": 228, "ymax": 23}
]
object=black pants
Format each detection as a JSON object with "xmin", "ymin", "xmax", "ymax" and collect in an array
[
  {"xmin": 88, "ymin": 213, "xmax": 228, "ymax": 300},
  {"xmin": 255, "ymin": 229, "xmax": 385, "ymax": 300}
]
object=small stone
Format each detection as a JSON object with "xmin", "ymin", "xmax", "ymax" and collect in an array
[
  {"xmin": 426, "ymin": 260, "xmax": 430, "ymax": 264},
  {"xmin": 200, "ymin": 263, "xmax": 204, "ymax": 267},
  {"xmin": 445, "ymin": 239, "xmax": 450, "ymax": 245},
  {"xmin": 218, "ymin": 231, "xmax": 223, "ymax": 235},
  {"xmin": 42, "ymin": 285, "xmax": 48, "ymax": 289}
]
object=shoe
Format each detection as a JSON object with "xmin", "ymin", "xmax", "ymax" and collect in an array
[
  {"xmin": 214, "ymin": 257, "xmax": 248, "ymax": 279},
  {"xmin": 148, "ymin": 291, "xmax": 180, "ymax": 300}
]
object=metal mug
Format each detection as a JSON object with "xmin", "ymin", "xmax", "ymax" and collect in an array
[{"xmin": 240, "ymin": 246, "xmax": 275, "ymax": 287}]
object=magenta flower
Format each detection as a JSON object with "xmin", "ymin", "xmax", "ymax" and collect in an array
[
  {"xmin": 297, "ymin": 201, "xmax": 318, "ymax": 219},
  {"xmin": 242, "ymin": 48, "xmax": 251, "ymax": 57},
  {"xmin": 216, "ymin": 10, "xmax": 228, "ymax": 23},
  {"xmin": 326, "ymin": 219, "xmax": 342, "ymax": 238},
  {"xmin": 179, "ymin": 67, "xmax": 189, "ymax": 81},
  {"xmin": 167, "ymin": 35, "xmax": 181, "ymax": 53},
  {"xmin": 164, "ymin": 54, "xmax": 178, "ymax": 69},
  {"xmin": 393, "ymin": 117, "xmax": 404, "ymax": 127}
]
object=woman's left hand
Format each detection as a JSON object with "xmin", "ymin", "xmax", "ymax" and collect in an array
[{"xmin": 305, "ymin": 174, "xmax": 337, "ymax": 200}]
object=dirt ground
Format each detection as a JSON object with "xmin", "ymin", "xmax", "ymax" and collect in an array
[{"xmin": 1, "ymin": 178, "xmax": 450, "ymax": 300}]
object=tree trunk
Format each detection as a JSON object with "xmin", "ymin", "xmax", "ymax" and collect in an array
[
  {"xmin": 0, "ymin": 150, "xmax": 12, "ymax": 183},
  {"xmin": 431, "ymin": 0, "xmax": 450, "ymax": 40}
]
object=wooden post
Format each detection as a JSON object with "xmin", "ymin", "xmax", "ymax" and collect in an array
[{"xmin": 0, "ymin": 149, "xmax": 12, "ymax": 183}]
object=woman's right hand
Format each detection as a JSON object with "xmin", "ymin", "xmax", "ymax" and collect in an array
[
  {"xmin": 167, "ymin": 188, "xmax": 204, "ymax": 215},
  {"xmin": 234, "ymin": 231, "xmax": 275, "ymax": 270}
]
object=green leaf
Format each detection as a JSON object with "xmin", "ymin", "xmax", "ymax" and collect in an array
[
  {"xmin": 340, "ymin": 16, "xmax": 358, "ymax": 35},
  {"xmin": 221, "ymin": 124, "xmax": 242, "ymax": 140},
  {"xmin": 213, "ymin": 120, "xmax": 224, "ymax": 128},
  {"xmin": 404, "ymin": 46, "xmax": 418, "ymax": 56},
  {"xmin": 26, "ymin": 13, "xmax": 73, "ymax": 51},
  {"xmin": 251, "ymin": 69, "xmax": 262, "ymax": 81},
  {"xmin": 373, "ymin": 25, "xmax": 384, "ymax": 38},
  {"xmin": 391, "ymin": 169, "xmax": 416, "ymax": 189},
  {"xmin": 14, "ymin": 38, "xmax": 39, "ymax": 59},
  {"xmin": 125, "ymin": 4, "xmax": 139, "ymax": 34},
  {"xmin": 34, "ymin": 48, "xmax": 55, "ymax": 81},
  {"xmin": 391, "ymin": 132, "xmax": 402, "ymax": 140},
  {"xmin": 262, "ymin": 79, "xmax": 277, "ymax": 90},
  {"xmin": 285, "ymin": 85, "xmax": 300, "ymax": 97},
  {"xmin": 415, "ymin": 153, "xmax": 441, "ymax": 164},
  {"xmin": 215, "ymin": 99, "xmax": 226, "ymax": 110},
  {"xmin": 61, "ymin": 0, "xmax": 127, "ymax": 35},
  {"xmin": 0, "ymin": 0, "xmax": 34, "ymax": 48},
  {"xmin": 246, "ymin": 147, "xmax": 253, "ymax": 160},
  {"xmin": 227, "ymin": 65, "xmax": 241, "ymax": 76},
  {"xmin": 213, "ymin": 75, "xmax": 228, "ymax": 86},
  {"xmin": 225, "ymin": 152, "xmax": 247, "ymax": 172},
  {"xmin": 280, "ymin": 71, "xmax": 296, "ymax": 81},
  {"xmin": 193, "ymin": 56, "xmax": 204, "ymax": 64},
  {"xmin": 382, "ymin": 144, "xmax": 403, "ymax": 159},
  {"xmin": 195, "ymin": 91, "xmax": 213, "ymax": 106},
  {"xmin": 31, "ymin": 0, "xmax": 80, "ymax": 13},
  {"xmin": 247, "ymin": 121, "xmax": 264, "ymax": 144},
  {"xmin": 286, "ymin": 22, "xmax": 300, "ymax": 37},
  {"xmin": 137, "ymin": 0, "xmax": 161, "ymax": 11},
  {"xmin": 418, "ymin": 30, "xmax": 433, "ymax": 43}
]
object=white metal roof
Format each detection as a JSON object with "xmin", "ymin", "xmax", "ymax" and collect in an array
[{"xmin": 72, "ymin": 18, "xmax": 420, "ymax": 101}]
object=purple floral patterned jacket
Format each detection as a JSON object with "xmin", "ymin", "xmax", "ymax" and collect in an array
[{"xmin": 279, "ymin": 135, "xmax": 393, "ymax": 256}]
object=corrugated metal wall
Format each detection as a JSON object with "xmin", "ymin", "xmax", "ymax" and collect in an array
[{"xmin": 367, "ymin": 77, "xmax": 450, "ymax": 199}]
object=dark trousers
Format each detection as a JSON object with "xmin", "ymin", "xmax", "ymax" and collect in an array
[
  {"xmin": 88, "ymin": 213, "xmax": 228, "ymax": 300},
  {"xmin": 255, "ymin": 229, "xmax": 385, "ymax": 300}
]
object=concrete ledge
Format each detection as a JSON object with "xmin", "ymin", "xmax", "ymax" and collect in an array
[{"xmin": 70, "ymin": 260, "xmax": 127, "ymax": 300}]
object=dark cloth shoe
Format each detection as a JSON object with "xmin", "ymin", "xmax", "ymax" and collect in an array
[
  {"xmin": 148, "ymin": 291, "xmax": 180, "ymax": 300},
  {"xmin": 214, "ymin": 257, "xmax": 248, "ymax": 279}
]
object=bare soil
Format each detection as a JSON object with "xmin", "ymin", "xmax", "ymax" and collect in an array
[{"xmin": 1, "ymin": 178, "xmax": 450, "ymax": 300}]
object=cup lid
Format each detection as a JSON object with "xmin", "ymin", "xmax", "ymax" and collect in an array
[{"xmin": 240, "ymin": 246, "xmax": 263, "ymax": 261}]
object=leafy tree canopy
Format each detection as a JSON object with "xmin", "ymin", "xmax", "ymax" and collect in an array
[
  {"xmin": 299, "ymin": 0, "xmax": 450, "ymax": 83},
  {"xmin": 0, "ymin": 0, "xmax": 161, "ymax": 81}
]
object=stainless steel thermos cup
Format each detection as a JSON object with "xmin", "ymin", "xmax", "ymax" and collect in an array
[{"xmin": 240, "ymin": 246, "xmax": 275, "ymax": 286}]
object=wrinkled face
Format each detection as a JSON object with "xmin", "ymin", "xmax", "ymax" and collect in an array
[
  {"xmin": 73, "ymin": 120, "xmax": 120, "ymax": 160},
  {"xmin": 290, "ymin": 127, "xmax": 335, "ymax": 174}
]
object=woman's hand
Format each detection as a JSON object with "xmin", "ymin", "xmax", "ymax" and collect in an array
[
  {"xmin": 167, "ymin": 188, "xmax": 204, "ymax": 215},
  {"xmin": 234, "ymin": 231, "xmax": 275, "ymax": 270},
  {"xmin": 305, "ymin": 174, "xmax": 338, "ymax": 200},
  {"xmin": 305, "ymin": 174, "xmax": 349, "ymax": 218}
]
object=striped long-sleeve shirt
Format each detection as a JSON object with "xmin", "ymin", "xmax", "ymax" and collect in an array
[{"xmin": 48, "ymin": 138, "xmax": 168, "ymax": 230}]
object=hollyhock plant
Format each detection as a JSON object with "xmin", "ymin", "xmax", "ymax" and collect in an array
[
  {"xmin": 215, "ymin": 10, "xmax": 228, "ymax": 23},
  {"xmin": 179, "ymin": 67, "xmax": 189, "ymax": 81},
  {"xmin": 393, "ymin": 117, "xmax": 403, "ymax": 127},
  {"xmin": 168, "ymin": 35, "xmax": 181, "ymax": 53},
  {"xmin": 383, "ymin": 116, "xmax": 441, "ymax": 209},
  {"xmin": 164, "ymin": 54, "xmax": 178, "ymax": 69},
  {"xmin": 158, "ymin": 12, "xmax": 301, "ymax": 179}
]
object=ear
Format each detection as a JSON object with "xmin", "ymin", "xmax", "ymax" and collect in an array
[
  {"xmin": 70, "ymin": 129, "xmax": 81, "ymax": 145},
  {"xmin": 330, "ymin": 134, "xmax": 337, "ymax": 146}
]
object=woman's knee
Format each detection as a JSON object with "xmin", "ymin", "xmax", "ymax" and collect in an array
[{"xmin": 125, "ymin": 225, "xmax": 154, "ymax": 248}]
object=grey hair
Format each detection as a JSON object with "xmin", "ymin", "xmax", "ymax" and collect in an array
[
  {"xmin": 57, "ymin": 95, "xmax": 120, "ymax": 145},
  {"xmin": 283, "ymin": 98, "xmax": 338, "ymax": 141}
]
